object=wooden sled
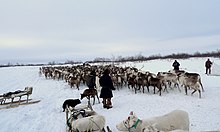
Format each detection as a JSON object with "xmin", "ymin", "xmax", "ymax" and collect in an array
[{"xmin": 0, "ymin": 87, "xmax": 33, "ymax": 106}]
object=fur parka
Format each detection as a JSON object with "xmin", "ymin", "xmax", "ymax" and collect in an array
[{"xmin": 99, "ymin": 73, "xmax": 115, "ymax": 98}]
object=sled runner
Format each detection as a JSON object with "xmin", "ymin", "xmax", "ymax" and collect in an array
[{"xmin": 0, "ymin": 99, "xmax": 41, "ymax": 110}]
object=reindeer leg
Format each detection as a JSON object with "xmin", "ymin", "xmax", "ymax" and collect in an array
[
  {"xmin": 159, "ymin": 88, "xmax": 162, "ymax": 96},
  {"xmin": 96, "ymin": 94, "xmax": 100, "ymax": 103},
  {"xmin": 87, "ymin": 96, "xmax": 91, "ymax": 106},
  {"xmin": 159, "ymin": 85, "xmax": 162, "ymax": 96},
  {"xmin": 107, "ymin": 126, "xmax": 112, "ymax": 132},
  {"xmin": 93, "ymin": 95, "xmax": 95, "ymax": 105},
  {"xmin": 176, "ymin": 84, "xmax": 181, "ymax": 92},
  {"xmin": 146, "ymin": 86, "xmax": 149, "ymax": 93},
  {"xmin": 199, "ymin": 90, "xmax": 201, "ymax": 98},
  {"xmin": 134, "ymin": 87, "xmax": 137, "ymax": 94},
  {"xmin": 163, "ymin": 83, "xmax": 169, "ymax": 93},
  {"xmin": 185, "ymin": 86, "xmax": 188, "ymax": 95},
  {"xmin": 191, "ymin": 90, "xmax": 196, "ymax": 95},
  {"xmin": 77, "ymin": 84, "xmax": 79, "ymax": 90},
  {"xmin": 200, "ymin": 81, "xmax": 204, "ymax": 92},
  {"xmin": 153, "ymin": 86, "xmax": 156, "ymax": 94}
]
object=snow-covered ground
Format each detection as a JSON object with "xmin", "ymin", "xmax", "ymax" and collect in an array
[{"xmin": 0, "ymin": 57, "xmax": 220, "ymax": 132}]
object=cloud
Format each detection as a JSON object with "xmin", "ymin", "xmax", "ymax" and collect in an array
[
  {"xmin": 155, "ymin": 34, "xmax": 220, "ymax": 51},
  {"xmin": 0, "ymin": 36, "xmax": 40, "ymax": 48},
  {"xmin": 1, "ymin": 0, "xmax": 220, "ymax": 64}
]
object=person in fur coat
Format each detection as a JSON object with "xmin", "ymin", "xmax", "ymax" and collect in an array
[{"xmin": 99, "ymin": 69, "xmax": 115, "ymax": 109}]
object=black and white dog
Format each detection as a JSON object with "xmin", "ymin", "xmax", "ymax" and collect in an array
[{"xmin": 62, "ymin": 99, "xmax": 81, "ymax": 112}]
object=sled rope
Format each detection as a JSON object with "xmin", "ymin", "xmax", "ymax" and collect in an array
[{"xmin": 67, "ymin": 116, "xmax": 72, "ymax": 131}]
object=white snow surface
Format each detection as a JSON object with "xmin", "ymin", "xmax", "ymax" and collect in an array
[{"xmin": 0, "ymin": 58, "xmax": 220, "ymax": 132}]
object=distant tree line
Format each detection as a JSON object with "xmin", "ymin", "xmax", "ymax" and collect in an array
[
  {"xmin": 1, "ymin": 50, "xmax": 220, "ymax": 67},
  {"xmin": 90, "ymin": 50, "xmax": 220, "ymax": 63},
  {"xmin": 0, "ymin": 63, "xmax": 45, "ymax": 68}
]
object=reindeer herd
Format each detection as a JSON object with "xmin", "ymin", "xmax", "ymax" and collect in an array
[{"xmin": 39, "ymin": 63, "xmax": 204, "ymax": 98}]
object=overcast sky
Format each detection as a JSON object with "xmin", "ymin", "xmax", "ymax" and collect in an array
[{"xmin": 0, "ymin": 0, "xmax": 220, "ymax": 64}]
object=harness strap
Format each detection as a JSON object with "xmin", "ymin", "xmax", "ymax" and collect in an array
[
  {"xmin": 124, "ymin": 119, "xmax": 140, "ymax": 132},
  {"xmin": 67, "ymin": 111, "xmax": 84, "ymax": 131},
  {"xmin": 67, "ymin": 111, "xmax": 80, "ymax": 132},
  {"xmin": 131, "ymin": 119, "xmax": 140, "ymax": 129},
  {"xmin": 89, "ymin": 117, "xmax": 102, "ymax": 131}
]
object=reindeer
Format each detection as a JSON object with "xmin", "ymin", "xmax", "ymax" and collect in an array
[{"xmin": 81, "ymin": 88, "xmax": 100, "ymax": 106}]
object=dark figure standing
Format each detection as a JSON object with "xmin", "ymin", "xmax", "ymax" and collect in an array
[
  {"xmin": 86, "ymin": 70, "xmax": 96, "ymax": 89},
  {"xmin": 172, "ymin": 60, "xmax": 180, "ymax": 71},
  {"xmin": 99, "ymin": 69, "xmax": 115, "ymax": 109},
  {"xmin": 205, "ymin": 58, "xmax": 212, "ymax": 75}
]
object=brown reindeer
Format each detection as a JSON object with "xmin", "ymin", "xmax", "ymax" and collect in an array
[
  {"xmin": 147, "ymin": 75, "xmax": 162, "ymax": 96},
  {"xmin": 81, "ymin": 88, "xmax": 100, "ymax": 105},
  {"xmin": 68, "ymin": 75, "xmax": 80, "ymax": 90}
]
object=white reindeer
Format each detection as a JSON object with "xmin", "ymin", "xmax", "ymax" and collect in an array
[
  {"xmin": 67, "ymin": 113, "xmax": 105, "ymax": 132},
  {"xmin": 116, "ymin": 110, "xmax": 189, "ymax": 132},
  {"xmin": 178, "ymin": 73, "xmax": 202, "ymax": 98}
]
